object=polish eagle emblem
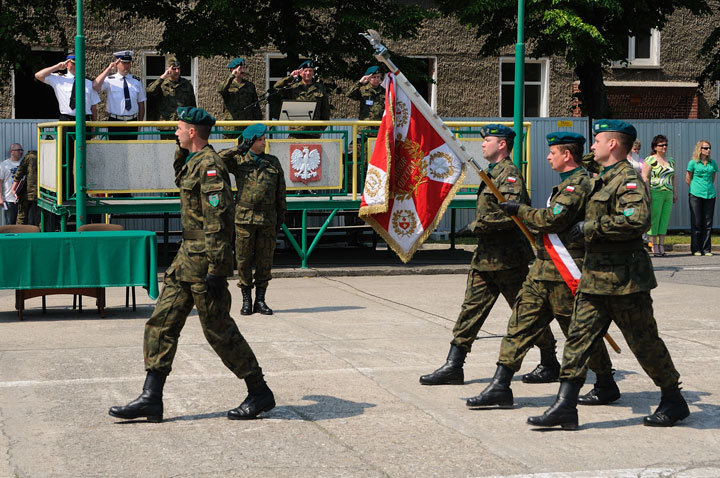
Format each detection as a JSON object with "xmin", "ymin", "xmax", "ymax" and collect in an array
[{"xmin": 290, "ymin": 144, "xmax": 322, "ymax": 183}]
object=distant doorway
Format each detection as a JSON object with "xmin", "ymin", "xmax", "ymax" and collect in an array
[{"xmin": 14, "ymin": 50, "xmax": 67, "ymax": 119}]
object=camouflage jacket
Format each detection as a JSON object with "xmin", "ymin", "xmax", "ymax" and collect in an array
[
  {"xmin": 518, "ymin": 167, "xmax": 591, "ymax": 282},
  {"xmin": 13, "ymin": 151, "xmax": 38, "ymax": 201},
  {"xmin": 346, "ymin": 83, "xmax": 385, "ymax": 121},
  {"xmin": 579, "ymin": 160, "xmax": 656, "ymax": 294},
  {"xmin": 470, "ymin": 157, "xmax": 534, "ymax": 271},
  {"xmin": 170, "ymin": 145, "xmax": 234, "ymax": 282},
  {"xmin": 273, "ymin": 76, "xmax": 331, "ymax": 120},
  {"xmin": 217, "ymin": 76, "xmax": 262, "ymax": 121},
  {"xmin": 146, "ymin": 77, "xmax": 197, "ymax": 121},
  {"xmin": 218, "ymin": 146, "xmax": 287, "ymax": 226}
]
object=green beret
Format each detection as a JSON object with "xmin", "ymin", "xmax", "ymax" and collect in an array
[
  {"xmin": 480, "ymin": 123, "xmax": 516, "ymax": 142},
  {"xmin": 593, "ymin": 119, "xmax": 637, "ymax": 141},
  {"xmin": 546, "ymin": 131, "xmax": 586, "ymax": 146},
  {"xmin": 364, "ymin": 66, "xmax": 379, "ymax": 76},
  {"xmin": 298, "ymin": 60, "xmax": 315, "ymax": 70},
  {"xmin": 166, "ymin": 56, "xmax": 180, "ymax": 67},
  {"xmin": 177, "ymin": 107, "xmax": 215, "ymax": 126},
  {"xmin": 227, "ymin": 58, "xmax": 245, "ymax": 69},
  {"xmin": 242, "ymin": 123, "xmax": 267, "ymax": 141}
]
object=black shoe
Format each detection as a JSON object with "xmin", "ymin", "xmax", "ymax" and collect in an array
[
  {"xmin": 253, "ymin": 287, "xmax": 273, "ymax": 315},
  {"xmin": 109, "ymin": 371, "xmax": 166, "ymax": 423},
  {"xmin": 228, "ymin": 371, "xmax": 276, "ymax": 420},
  {"xmin": 419, "ymin": 345, "xmax": 466, "ymax": 385},
  {"xmin": 578, "ymin": 373, "xmax": 620, "ymax": 406},
  {"xmin": 240, "ymin": 286, "xmax": 253, "ymax": 316},
  {"xmin": 522, "ymin": 363, "xmax": 560, "ymax": 384},
  {"xmin": 643, "ymin": 385, "xmax": 690, "ymax": 427},
  {"xmin": 466, "ymin": 364, "xmax": 514, "ymax": 409},
  {"xmin": 527, "ymin": 381, "xmax": 581, "ymax": 429}
]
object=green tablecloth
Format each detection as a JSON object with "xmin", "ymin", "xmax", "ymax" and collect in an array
[{"xmin": 0, "ymin": 231, "xmax": 159, "ymax": 300}]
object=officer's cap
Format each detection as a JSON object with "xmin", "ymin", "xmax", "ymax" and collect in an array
[
  {"xmin": 298, "ymin": 60, "xmax": 315, "ymax": 70},
  {"xmin": 364, "ymin": 66, "xmax": 380, "ymax": 76},
  {"xmin": 242, "ymin": 123, "xmax": 267, "ymax": 141},
  {"xmin": 177, "ymin": 107, "xmax": 215, "ymax": 126},
  {"xmin": 66, "ymin": 53, "xmax": 75, "ymax": 61},
  {"xmin": 166, "ymin": 56, "xmax": 181, "ymax": 67},
  {"xmin": 114, "ymin": 50, "xmax": 134, "ymax": 62},
  {"xmin": 592, "ymin": 119, "xmax": 637, "ymax": 141},
  {"xmin": 227, "ymin": 58, "xmax": 245, "ymax": 69},
  {"xmin": 546, "ymin": 131, "xmax": 586, "ymax": 146},
  {"xmin": 479, "ymin": 124, "xmax": 516, "ymax": 142}
]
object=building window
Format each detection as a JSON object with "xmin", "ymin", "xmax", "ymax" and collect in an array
[
  {"xmin": 406, "ymin": 56, "xmax": 437, "ymax": 109},
  {"xmin": 499, "ymin": 58, "xmax": 549, "ymax": 117},
  {"xmin": 616, "ymin": 29, "xmax": 660, "ymax": 67},
  {"xmin": 141, "ymin": 52, "xmax": 197, "ymax": 93},
  {"xmin": 265, "ymin": 53, "xmax": 311, "ymax": 119}
]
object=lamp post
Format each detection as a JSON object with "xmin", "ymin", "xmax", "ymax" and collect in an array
[
  {"xmin": 512, "ymin": 0, "xmax": 525, "ymax": 171},
  {"xmin": 74, "ymin": 0, "xmax": 87, "ymax": 227}
]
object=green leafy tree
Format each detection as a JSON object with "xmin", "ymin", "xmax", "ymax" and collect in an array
[
  {"xmin": 698, "ymin": 4, "xmax": 720, "ymax": 114},
  {"xmin": 433, "ymin": 0, "xmax": 711, "ymax": 118}
]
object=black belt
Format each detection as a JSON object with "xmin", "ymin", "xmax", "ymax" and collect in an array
[
  {"xmin": 586, "ymin": 238, "xmax": 644, "ymax": 253},
  {"xmin": 59, "ymin": 114, "xmax": 92, "ymax": 121},
  {"xmin": 108, "ymin": 113, "xmax": 138, "ymax": 121},
  {"xmin": 182, "ymin": 230, "xmax": 205, "ymax": 240}
]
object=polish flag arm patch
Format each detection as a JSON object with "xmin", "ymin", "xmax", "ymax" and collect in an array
[
  {"xmin": 507, "ymin": 176, "xmax": 517, "ymax": 183},
  {"xmin": 565, "ymin": 186, "xmax": 575, "ymax": 192},
  {"xmin": 626, "ymin": 182, "xmax": 637, "ymax": 189},
  {"xmin": 207, "ymin": 170, "xmax": 217, "ymax": 177}
]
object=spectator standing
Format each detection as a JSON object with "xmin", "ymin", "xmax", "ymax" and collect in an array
[
  {"xmin": 217, "ymin": 58, "xmax": 263, "ymax": 138},
  {"xmin": 93, "ymin": 50, "xmax": 146, "ymax": 140},
  {"xmin": 0, "ymin": 144, "xmax": 23, "ymax": 225},
  {"xmin": 642, "ymin": 135, "xmax": 676, "ymax": 256},
  {"xmin": 146, "ymin": 57, "xmax": 197, "ymax": 131},
  {"xmin": 687, "ymin": 140, "xmax": 718, "ymax": 256},
  {"xmin": 11, "ymin": 149, "xmax": 39, "ymax": 226},
  {"xmin": 627, "ymin": 139, "xmax": 644, "ymax": 176}
]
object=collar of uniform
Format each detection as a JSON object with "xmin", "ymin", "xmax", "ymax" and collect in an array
[
  {"xmin": 185, "ymin": 151, "xmax": 197, "ymax": 164},
  {"xmin": 599, "ymin": 160, "xmax": 623, "ymax": 178},
  {"xmin": 559, "ymin": 166, "xmax": 583, "ymax": 181},
  {"xmin": 249, "ymin": 151, "xmax": 262, "ymax": 163}
]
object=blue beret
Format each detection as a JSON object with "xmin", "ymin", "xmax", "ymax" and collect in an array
[
  {"xmin": 66, "ymin": 54, "xmax": 75, "ymax": 60},
  {"xmin": 242, "ymin": 123, "xmax": 267, "ymax": 141},
  {"xmin": 227, "ymin": 58, "xmax": 245, "ymax": 69},
  {"xmin": 298, "ymin": 60, "xmax": 315, "ymax": 70},
  {"xmin": 546, "ymin": 132, "xmax": 586, "ymax": 146},
  {"xmin": 113, "ymin": 50, "xmax": 133, "ymax": 62},
  {"xmin": 480, "ymin": 124, "xmax": 516, "ymax": 142},
  {"xmin": 593, "ymin": 119, "xmax": 637, "ymax": 141},
  {"xmin": 364, "ymin": 66, "xmax": 379, "ymax": 76},
  {"xmin": 177, "ymin": 107, "xmax": 215, "ymax": 126}
]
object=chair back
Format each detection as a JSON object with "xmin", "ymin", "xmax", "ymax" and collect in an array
[
  {"xmin": 77, "ymin": 223, "xmax": 125, "ymax": 232},
  {"xmin": 0, "ymin": 225, "xmax": 41, "ymax": 233}
]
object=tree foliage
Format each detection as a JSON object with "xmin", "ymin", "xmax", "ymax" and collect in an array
[{"xmin": 697, "ymin": 3, "xmax": 720, "ymax": 113}]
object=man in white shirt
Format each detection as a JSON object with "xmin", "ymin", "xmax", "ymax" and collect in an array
[
  {"xmin": 93, "ymin": 50, "xmax": 146, "ymax": 140},
  {"xmin": 0, "ymin": 144, "xmax": 24, "ymax": 225}
]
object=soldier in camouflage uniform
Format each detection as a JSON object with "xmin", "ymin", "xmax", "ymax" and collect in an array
[
  {"xmin": 346, "ymin": 66, "xmax": 385, "ymax": 125},
  {"xmin": 466, "ymin": 132, "xmax": 618, "ymax": 410},
  {"xmin": 109, "ymin": 107, "xmax": 275, "ymax": 423},
  {"xmin": 146, "ymin": 57, "xmax": 197, "ymax": 131},
  {"xmin": 219, "ymin": 123, "xmax": 286, "ymax": 316},
  {"xmin": 12, "ymin": 150, "xmax": 39, "ymax": 226},
  {"xmin": 217, "ymin": 58, "xmax": 263, "ymax": 139},
  {"xmin": 420, "ymin": 124, "xmax": 557, "ymax": 386},
  {"xmin": 528, "ymin": 120, "xmax": 689, "ymax": 430},
  {"xmin": 272, "ymin": 60, "xmax": 331, "ymax": 138}
]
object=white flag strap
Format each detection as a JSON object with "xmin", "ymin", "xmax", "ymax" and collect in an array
[{"xmin": 543, "ymin": 233, "xmax": 581, "ymax": 295}]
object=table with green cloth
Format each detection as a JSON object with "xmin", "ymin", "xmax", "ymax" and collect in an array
[{"xmin": 0, "ymin": 230, "xmax": 159, "ymax": 319}]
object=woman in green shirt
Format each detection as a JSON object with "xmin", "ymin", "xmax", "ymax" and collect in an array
[
  {"xmin": 642, "ymin": 135, "xmax": 677, "ymax": 256},
  {"xmin": 686, "ymin": 140, "xmax": 718, "ymax": 256}
]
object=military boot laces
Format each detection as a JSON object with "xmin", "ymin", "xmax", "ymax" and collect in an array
[
  {"xmin": 240, "ymin": 286, "xmax": 253, "ymax": 316},
  {"xmin": 419, "ymin": 344, "xmax": 466, "ymax": 385},
  {"xmin": 466, "ymin": 364, "xmax": 514, "ymax": 409},
  {"xmin": 253, "ymin": 287, "xmax": 273, "ymax": 315},
  {"xmin": 643, "ymin": 385, "xmax": 690, "ymax": 427},
  {"xmin": 108, "ymin": 371, "xmax": 166, "ymax": 423},
  {"xmin": 578, "ymin": 373, "xmax": 621, "ymax": 406},
  {"xmin": 527, "ymin": 381, "xmax": 581, "ymax": 430},
  {"xmin": 521, "ymin": 358, "xmax": 560, "ymax": 384},
  {"xmin": 228, "ymin": 372, "xmax": 276, "ymax": 420}
]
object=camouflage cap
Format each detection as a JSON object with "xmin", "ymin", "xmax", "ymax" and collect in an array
[
  {"xmin": 479, "ymin": 124, "xmax": 516, "ymax": 142},
  {"xmin": 166, "ymin": 56, "xmax": 181, "ymax": 67},
  {"xmin": 364, "ymin": 66, "xmax": 380, "ymax": 76},
  {"xmin": 546, "ymin": 131, "xmax": 586, "ymax": 146},
  {"xmin": 242, "ymin": 123, "xmax": 267, "ymax": 141},
  {"xmin": 227, "ymin": 57, "xmax": 245, "ymax": 69},
  {"xmin": 177, "ymin": 107, "xmax": 215, "ymax": 126},
  {"xmin": 593, "ymin": 119, "xmax": 637, "ymax": 141}
]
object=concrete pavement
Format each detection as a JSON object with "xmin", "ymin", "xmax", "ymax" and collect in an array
[{"xmin": 1, "ymin": 250, "xmax": 720, "ymax": 477}]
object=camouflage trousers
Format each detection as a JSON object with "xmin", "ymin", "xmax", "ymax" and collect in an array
[
  {"xmin": 16, "ymin": 197, "xmax": 40, "ymax": 226},
  {"xmin": 143, "ymin": 271, "xmax": 260, "ymax": 378},
  {"xmin": 497, "ymin": 277, "xmax": 613, "ymax": 375},
  {"xmin": 451, "ymin": 266, "xmax": 556, "ymax": 353},
  {"xmin": 560, "ymin": 291, "xmax": 680, "ymax": 388},
  {"xmin": 236, "ymin": 224, "xmax": 277, "ymax": 289}
]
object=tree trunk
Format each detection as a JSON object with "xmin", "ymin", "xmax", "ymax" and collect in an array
[{"xmin": 574, "ymin": 61, "xmax": 611, "ymax": 119}]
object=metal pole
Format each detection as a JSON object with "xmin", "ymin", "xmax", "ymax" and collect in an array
[
  {"xmin": 512, "ymin": 0, "xmax": 525, "ymax": 171},
  {"xmin": 75, "ymin": 0, "xmax": 87, "ymax": 227}
]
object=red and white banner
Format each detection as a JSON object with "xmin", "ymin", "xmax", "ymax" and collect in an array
[
  {"xmin": 542, "ymin": 233, "xmax": 581, "ymax": 295},
  {"xmin": 359, "ymin": 74, "xmax": 466, "ymax": 262}
]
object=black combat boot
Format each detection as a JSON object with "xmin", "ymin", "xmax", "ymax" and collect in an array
[
  {"xmin": 419, "ymin": 344, "xmax": 466, "ymax": 385},
  {"xmin": 240, "ymin": 286, "xmax": 253, "ymax": 316},
  {"xmin": 522, "ymin": 348, "xmax": 560, "ymax": 383},
  {"xmin": 466, "ymin": 364, "xmax": 514, "ymax": 409},
  {"xmin": 253, "ymin": 287, "xmax": 273, "ymax": 315},
  {"xmin": 108, "ymin": 371, "xmax": 166, "ymax": 423},
  {"xmin": 578, "ymin": 372, "xmax": 621, "ymax": 405},
  {"xmin": 527, "ymin": 381, "xmax": 581, "ymax": 429},
  {"xmin": 643, "ymin": 384, "xmax": 690, "ymax": 427},
  {"xmin": 228, "ymin": 370, "xmax": 276, "ymax": 420}
]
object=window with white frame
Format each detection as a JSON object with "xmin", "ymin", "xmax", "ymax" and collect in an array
[
  {"xmin": 499, "ymin": 58, "xmax": 549, "ymax": 117},
  {"xmin": 616, "ymin": 29, "xmax": 660, "ymax": 67},
  {"xmin": 141, "ymin": 52, "xmax": 197, "ymax": 94},
  {"xmin": 407, "ymin": 56, "xmax": 437, "ymax": 109},
  {"xmin": 265, "ymin": 53, "xmax": 310, "ymax": 119}
]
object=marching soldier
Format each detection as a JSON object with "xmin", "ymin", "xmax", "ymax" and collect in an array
[
  {"xmin": 109, "ymin": 107, "xmax": 275, "ymax": 423},
  {"xmin": 217, "ymin": 57, "xmax": 263, "ymax": 138},
  {"xmin": 11, "ymin": 149, "xmax": 39, "ymax": 226},
  {"xmin": 272, "ymin": 60, "xmax": 331, "ymax": 138},
  {"xmin": 219, "ymin": 124, "xmax": 286, "ymax": 316},
  {"xmin": 146, "ymin": 57, "xmax": 197, "ymax": 130},
  {"xmin": 419, "ymin": 124, "xmax": 557, "ymax": 386},
  {"xmin": 466, "ymin": 132, "xmax": 618, "ymax": 409},
  {"xmin": 528, "ymin": 120, "xmax": 689, "ymax": 429}
]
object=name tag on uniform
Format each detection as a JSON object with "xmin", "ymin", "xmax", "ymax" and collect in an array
[{"xmin": 365, "ymin": 100, "xmax": 374, "ymax": 106}]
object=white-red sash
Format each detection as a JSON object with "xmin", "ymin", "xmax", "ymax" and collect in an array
[{"xmin": 542, "ymin": 233, "xmax": 581, "ymax": 295}]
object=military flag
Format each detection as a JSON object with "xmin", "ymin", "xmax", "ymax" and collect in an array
[{"xmin": 359, "ymin": 73, "xmax": 466, "ymax": 262}]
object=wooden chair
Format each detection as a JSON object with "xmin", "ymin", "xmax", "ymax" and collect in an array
[
  {"xmin": 75, "ymin": 223, "xmax": 136, "ymax": 310},
  {"xmin": 0, "ymin": 224, "xmax": 41, "ymax": 233}
]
